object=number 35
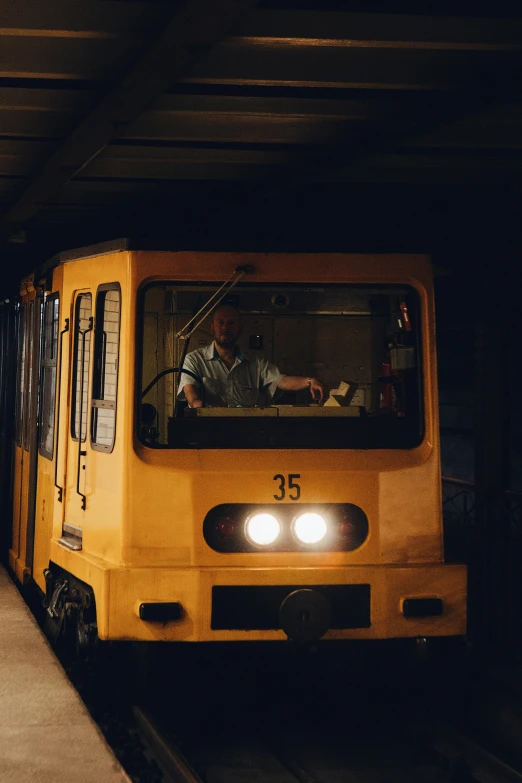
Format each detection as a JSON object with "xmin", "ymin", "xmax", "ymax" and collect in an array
[{"xmin": 273, "ymin": 474, "xmax": 301, "ymax": 501}]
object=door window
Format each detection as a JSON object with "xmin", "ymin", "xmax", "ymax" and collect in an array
[
  {"xmin": 39, "ymin": 294, "xmax": 60, "ymax": 459},
  {"xmin": 71, "ymin": 293, "xmax": 92, "ymax": 442},
  {"xmin": 15, "ymin": 304, "xmax": 27, "ymax": 447},
  {"xmin": 91, "ymin": 285, "xmax": 121, "ymax": 453},
  {"xmin": 23, "ymin": 301, "xmax": 35, "ymax": 451}
]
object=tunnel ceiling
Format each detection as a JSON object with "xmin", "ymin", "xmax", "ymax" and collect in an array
[{"xmin": 1, "ymin": 0, "xmax": 522, "ymax": 273}]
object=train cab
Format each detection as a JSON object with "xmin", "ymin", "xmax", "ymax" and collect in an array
[{"xmin": 4, "ymin": 242, "xmax": 466, "ymax": 646}]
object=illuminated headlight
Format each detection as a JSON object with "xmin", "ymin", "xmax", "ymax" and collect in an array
[
  {"xmin": 293, "ymin": 512, "xmax": 327, "ymax": 544},
  {"xmin": 245, "ymin": 513, "xmax": 281, "ymax": 546}
]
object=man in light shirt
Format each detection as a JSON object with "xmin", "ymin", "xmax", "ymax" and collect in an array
[{"xmin": 178, "ymin": 305, "xmax": 329, "ymax": 409}]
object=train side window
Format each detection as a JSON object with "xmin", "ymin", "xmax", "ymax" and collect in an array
[
  {"xmin": 91, "ymin": 285, "xmax": 121, "ymax": 453},
  {"xmin": 39, "ymin": 294, "xmax": 60, "ymax": 459},
  {"xmin": 71, "ymin": 293, "xmax": 93, "ymax": 442},
  {"xmin": 15, "ymin": 303, "xmax": 27, "ymax": 447},
  {"xmin": 23, "ymin": 300, "xmax": 35, "ymax": 451}
]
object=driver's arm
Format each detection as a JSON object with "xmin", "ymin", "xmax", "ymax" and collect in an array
[{"xmin": 183, "ymin": 383, "xmax": 204, "ymax": 408}]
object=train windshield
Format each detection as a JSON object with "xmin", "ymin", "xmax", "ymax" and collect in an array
[{"xmin": 138, "ymin": 283, "xmax": 423, "ymax": 449}]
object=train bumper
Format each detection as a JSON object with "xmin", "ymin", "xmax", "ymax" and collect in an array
[{"xmin": 104, "ymin": 563, "xmax": 467, "ymax": 642}]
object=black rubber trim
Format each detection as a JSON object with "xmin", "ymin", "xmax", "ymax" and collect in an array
[
  {"xmin": 402, "ymin": 598, "xmax": 443, "ymax": 618},
  {"xmin": 139, "ymin": 602, "xmax": 183, "ymax": 622},
  {"xmin": 211, "ymin": 584, "xmax": 371, "ymax": 630}
]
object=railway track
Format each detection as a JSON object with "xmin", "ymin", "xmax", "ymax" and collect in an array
[
  {"xmin": 133, "ymin": 707, "xmax": 202, "ymax": 783},
  {"xmin": 58, "ymin": 640, "xmax": 522, "ymax": 783},
  {"xmin": 48, "ymin": 636, "xmax": 521, "ymax": 783},
  {"xmin": 132, "ymin": 702, "xmax": 522, "ymax": 783}
]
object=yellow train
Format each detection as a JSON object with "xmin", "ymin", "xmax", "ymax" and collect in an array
[{"xmin": 0, "ymin": 241, "xmax": 466, "ymax": 647}]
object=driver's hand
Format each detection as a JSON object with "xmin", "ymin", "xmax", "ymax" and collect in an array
[
  {"xmin": 310, "ymin": 378, "xmax": 329, "ymax": 405},
  {"xmin": 190, "ymin": 399, "xmax": 204, "ymax": 408}
]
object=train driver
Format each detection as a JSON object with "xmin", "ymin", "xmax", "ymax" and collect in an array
[{"xmin": 178, "ymin": 305, "xmax": 329, "ymax": 409}]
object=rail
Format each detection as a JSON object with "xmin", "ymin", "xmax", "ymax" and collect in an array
[
  {"xmin": 132, "ymin": 701, "xmax": 522, "ymax": 783},
  {"xmin": 132, "ymin": 707, "xmax": 203, "ymax": 783}
]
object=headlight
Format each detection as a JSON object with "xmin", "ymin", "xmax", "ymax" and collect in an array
[
  {"xmin": 293, "ymin": 512, "xmax": 327, "ymax": 544},
  {"xmin": 245, "ymin": 513, "xmax": 281, "ymax": 546}
]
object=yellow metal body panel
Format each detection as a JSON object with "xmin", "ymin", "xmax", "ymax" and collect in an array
[
  {"xmin": 104, "ymin": 563, "xmax": 466, "ymax": 642},
  {"xmin": 27, "ymin": 249, "xmax": 466, "ymax": 643},
  {"xmin": 33, "ymin": 467, "xmax": 57, "ymax": 591}
]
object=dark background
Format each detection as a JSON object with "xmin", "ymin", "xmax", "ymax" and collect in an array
[{"xmin": 1, "ymin": 0, "xmax": 521, "ymax": 660}]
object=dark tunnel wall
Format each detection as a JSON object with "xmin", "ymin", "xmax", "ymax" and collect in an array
[{"xmin": 3, "ymin": 180, "xmax": 522, "ymax": 285}]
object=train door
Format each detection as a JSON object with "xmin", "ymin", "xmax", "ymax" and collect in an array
[
  {"xmin": 0, "ymin": 303, "xmax": 17, "ymax": 555},
  {"xmin": 10, "ymin": 284, "xmax": 42, "ymax": 582},
  {"xmin": 32, "ymin": 290, "xmax": 61, "ymax": 591},
  {"xmin": 10, "ymin": 301, "xmax": 26, "ymax": 572},
  {"xmin": 62, "ymin": 290, "xmax": 93, "ymax": 548}
]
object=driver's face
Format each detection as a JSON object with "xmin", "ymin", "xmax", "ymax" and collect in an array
[{"xmin": 210, "ymin": 307, "xmax": 241, "ymax": 348}]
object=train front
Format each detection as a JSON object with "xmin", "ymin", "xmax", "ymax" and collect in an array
[{"xmin": 120, "ymin": 251, "xmax": 466, "ymax": 644}]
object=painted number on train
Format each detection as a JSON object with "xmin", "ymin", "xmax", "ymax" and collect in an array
[{"xmin": 273, "ymin": 474, "xmax": 301, "ymax": 501}]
